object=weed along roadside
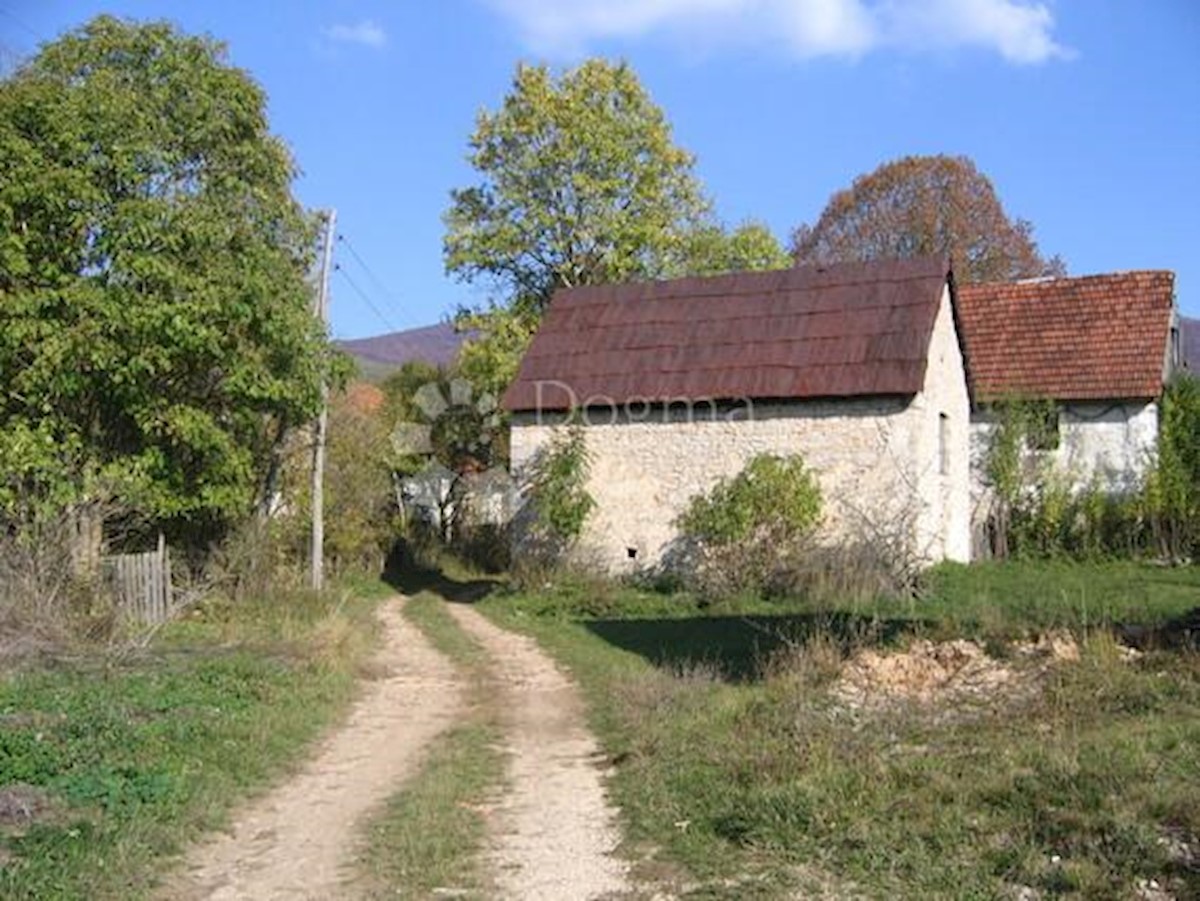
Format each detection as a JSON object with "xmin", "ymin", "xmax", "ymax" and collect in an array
[
  {"xmin": 0, "ymin": 580, "xmax": 394, "ymax": 899},
  {"xmin": 471, "ymin": 562, "xmax": 1200, "ymax": 899}
]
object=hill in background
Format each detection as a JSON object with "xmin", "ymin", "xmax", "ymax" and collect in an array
[{"xmin": 336, "ymin": 322, "xmax": 466, "ymax": 381}]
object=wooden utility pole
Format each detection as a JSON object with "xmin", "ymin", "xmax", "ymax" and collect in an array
[{"xmin": 311, "ymin": 209, "xmax": 336, "ymax": 591}]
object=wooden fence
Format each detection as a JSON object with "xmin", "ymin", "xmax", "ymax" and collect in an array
[{"xmin": 102, "ymin": 533, "xmax": 173, "ymax": 624}]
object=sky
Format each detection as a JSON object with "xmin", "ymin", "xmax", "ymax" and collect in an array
[{"xmin": 2, "ymin": 1, "xmax": 1198, "ymax": 337}]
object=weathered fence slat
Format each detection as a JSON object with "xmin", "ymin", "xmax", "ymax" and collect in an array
[{"xmin": 101, "ymin": 534, "xmax": 174, "ymax": 624}]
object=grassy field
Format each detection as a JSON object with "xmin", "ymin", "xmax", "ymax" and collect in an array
[
  {"xmin": 477, "ymin": 560, "xmax": 1200, "ymax": 899},
  {"xmin": 0, "ymin": 575, "xmax": 392, "ymax": 900},
  {"xmin": 355, "ymin": 591, "xmax": 506, "ymax": 899}
]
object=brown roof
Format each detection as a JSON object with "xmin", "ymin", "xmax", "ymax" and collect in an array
[
  {"xmin": 502, "ymin": 256, "xmax": 953, "ymax": 412},
  {"xmin": 957, "ymin": 271, "xmax": 1175, "ymax": 402}
]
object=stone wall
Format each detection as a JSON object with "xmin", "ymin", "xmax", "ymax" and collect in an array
[
  {"xmin": 510, "ymin": 287, "xmax": 971, "ymax": 572},
  {"xmin": 910, "ymin": 286, "xmax": 972, "ymax": 562}
]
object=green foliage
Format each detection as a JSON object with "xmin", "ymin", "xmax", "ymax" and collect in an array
[
  {"xmin": 680, "ymin": 454, "xmax": 822, "ymax": 547},
  {"xmin": 983, "ymin": 392, "xmax": 1200, "ymax": 562},
  {"xmin": 380, "ymin": 361, "xmax": 443, "ymax": 429},
  {"xmin": 1144, "ymin": 375, "xmax": 1200, "ymax": 558},
  {"xmin": 0, "ymin": 582, "xmax": 384, "ymax": 898},
  {"xmin": 683, "ymin": 219, "xmax": 793, "ymax": 276},
  {"xmin": 526, "ymin": 423, "xmax": 595, "ymax": 553},
  {"xmin": 445, "ymin": 60, "xmax": 710, "ymax": 316},
  {"xmin": 296, "ymin": 390, "xmax": 398, "ymax": 576},
  {"xmin": 454, "ymin": 305, "xmax": 540, "ymax": 400},
  {"xmin": 0, "ymin": 16, "xmax": 328, "ymax": 528},
  {"xmin": 444, "ymin": 60, "xmax": 789, "ymax": 397},
  {"xmin": 677, "ymin": 454, "xmax": 823, "ymax": 600},
  {"xmin": 984, "ymin": 398, "xmax": 1066, "ymax": 559}
]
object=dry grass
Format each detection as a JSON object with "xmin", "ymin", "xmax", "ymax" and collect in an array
[{"xmin": 481, "ymin": 562, "xmax": 1200, "ymax": 899}]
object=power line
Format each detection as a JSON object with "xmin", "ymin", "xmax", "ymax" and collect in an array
[
  {"xmin": 336, "ymin": 232, "xmax": 419, "ymax": 330},
  {"xmin": 336, "ymin": 233, "xmax": 390, "ymax": 295},
  {"xmin": 0, "ymin": 5, "xmax": 40, "ymax": 43},
  {"xmin": 334, "ymin": 264, "xmax": 399, "ymax": 334}
]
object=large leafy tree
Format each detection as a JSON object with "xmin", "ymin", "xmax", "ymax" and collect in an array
[
  {"xmin": 791, "ymin": 155, "xmax": 1063, "ymax": 284},
  {"xmin": 0, "ymin": 16, "xmax": 328, "ymax": 527},
  {"xmin": 445, "ymin": 60, "xmax": 788, "ymax": 396}
]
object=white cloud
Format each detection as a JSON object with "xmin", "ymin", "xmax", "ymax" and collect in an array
[
  {"xmin": 323, "ymin": 20, "xmax": 388, "ymax": 49},
  {"xmin": 484, "ymin": 0, "xmax": 1071, "ymax": 63},
  {"xmin": 879, "ymin": 0, "xmax": 1073, "ymax": 63}
]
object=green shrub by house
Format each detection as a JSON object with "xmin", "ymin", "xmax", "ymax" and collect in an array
[
  {"xmin": 677, "ymin": 453, "xmax": 822, "ymax": 599},
  {"xmin": 524, "ymin": 423, "xmax": 595, "ymax": 558}
]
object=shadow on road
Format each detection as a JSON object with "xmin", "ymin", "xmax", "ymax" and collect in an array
[{"xmin": 381, "ymin": 543, "xmax": 501, "ymax": 605}]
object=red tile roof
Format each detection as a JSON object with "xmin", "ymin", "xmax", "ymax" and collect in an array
[
  {"xmin": 957, "ymin": 271, "xmax": 1175, "ymax": 402},
  {"xmin": 502, "ymin": 256, "xmax": 953, "ymax": 412}
]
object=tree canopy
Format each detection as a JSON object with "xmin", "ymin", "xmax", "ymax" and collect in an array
[
  {"xmin": 444, "ymin": 60, "xmax": 789, "ymax": 396},
  {"xmin": 791, "ymin": 155, "xmax": 1063, "ymax": 284},
  {"xmin": 0, "ymin": 16, "xmax": 329, "ymax": 526},
  {"xmin": 445, "ymin": 60, "xmax": 710, "ymax": 317}
]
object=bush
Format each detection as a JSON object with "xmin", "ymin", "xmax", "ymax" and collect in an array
[
  {"xmin": 522, "ymin": 423, "xmax": 595, "ymax": 560},
  {"xmin": 982, "ymin": 396, "xmax": 1164, "ymax": 562},
  {"xmin": 676, "ymin": 453, "xmax": 822, "ymax": 599},
  {"xmin": 1144, "ymin": 375, "xmax": 1200, "ymax": 560}
]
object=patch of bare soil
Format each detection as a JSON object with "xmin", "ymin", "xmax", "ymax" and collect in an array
[
  {"xmin": 164, "ymin": 599, "xmax": 463, "ymax": 900},
  {"xmin": 833, "ymin": 632, "xmax": 1087, "ymax": 710},
  {"xmin": 446, "ymin": 604, "xmax": 631, "ymax": 901},
  {"xmin": 0, "ymin": 783, "xmax": 56, "ymax": 831}
]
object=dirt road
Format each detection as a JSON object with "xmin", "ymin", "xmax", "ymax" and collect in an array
[
  {"xmin": 166, "ymin": 600, "xmax": 464, "ymax": 901},
  {"xmin": 447, "ymin": 603, "xmax": 632, "ymax": 901},
  {"xmin": 165, "ymin": 595, "xmax": 631, "ymax": 900}
]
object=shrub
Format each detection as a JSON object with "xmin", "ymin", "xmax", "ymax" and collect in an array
[
  {"xmin": 676, "ymin": 453, "xmax": 822, "ymax": 599},
  {"xmin": 1144, "ymin": 375, "xmax": 1200, "ymax": 560},
  {"xmin": 523, "ymin": 423, "xmax": 595, "ymax": 558},
  {"xmin": 983, "ymin": 397, "xmax": 1159, "ymax": 562}
]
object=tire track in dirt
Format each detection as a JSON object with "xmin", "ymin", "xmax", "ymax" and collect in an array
[
  {"xmin": 445, "ymin": 602, "xmax": 631, "ymax": 901},
  {"xmin": 165, "ymin": 598, "xmax": 464, "ymax": 901}
]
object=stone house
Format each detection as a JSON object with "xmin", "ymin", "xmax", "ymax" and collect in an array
[
  {"xmin": 502, "ymin": 256, "xmax": 971, "ymax": 572},
  {"xmin": 956, "ymin": 270, "xmax": 1180, "ymax": 546}
]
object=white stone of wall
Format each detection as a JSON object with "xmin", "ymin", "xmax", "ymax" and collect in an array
[
  {"xmin": 968, "ymin": 401, "xmax": 1160, "ymax": 533},
  {"xmin": 911, "ymin": 287, "xmax": 972, "ymax": 563},
  {"xmin": 509, "ymin": 286, "xmax": 972, "ymax": 572}
]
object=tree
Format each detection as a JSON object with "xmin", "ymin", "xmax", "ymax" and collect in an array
[
  {"xmin": 445, "ymin": 60, "xmax": 710, "ymax": 317},
  {"xmin": 0, "ymin": 17, "xmax": 329, "ymax": 531},
  {"xmin": 445, "ymin": 60, "xmax": 789, "ymax": 396},
  {"xmin": 791, "ymin": 155, "xmax": 1064, "ymax": 284},
  {"xmin": 685, "ymin": 220, "xmax": 792, "ymax": 276}
]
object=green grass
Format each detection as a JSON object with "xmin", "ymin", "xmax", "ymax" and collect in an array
[
  {"xmin": 0, "ymin": 579, "xmax": 391, "ymax": 900},
  {"xmin": 477, "ymin": 560, "xmax": 1200, "ymax": 898},
  {"xmin": 402, "ymin": 591, "xmax": 491, "ymax": 669},
  {"xmin": 355, "ymin": 591, "xmax": 506, "ymax": 899}
]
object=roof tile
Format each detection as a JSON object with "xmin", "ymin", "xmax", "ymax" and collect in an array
[
  {"xmin": 957, "ymin": 271, "xmax": 1174, "ymax": 401},
  {"xmin": 503, "ymin": 256, "xmax": 952, "ymax": 412}
]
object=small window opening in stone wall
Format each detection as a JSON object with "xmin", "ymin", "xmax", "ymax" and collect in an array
[{"xmin": 627, "ymin": 547, "xmax": 638, "ymax": 560}]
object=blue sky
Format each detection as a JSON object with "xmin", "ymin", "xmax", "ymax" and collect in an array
[{"xmin": 3, "ymin": 1, "xmax": 1198, "ymax": 336}]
